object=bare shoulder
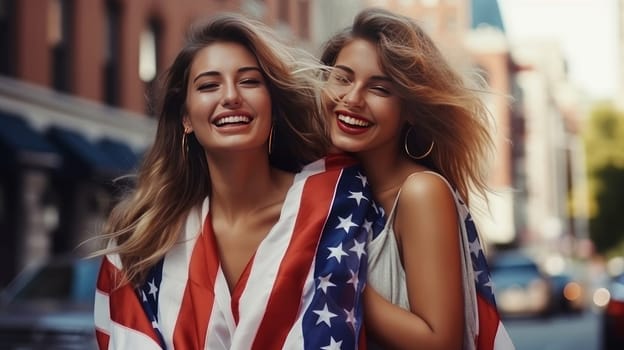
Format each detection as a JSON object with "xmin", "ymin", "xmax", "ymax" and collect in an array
[
  {"xmin": 395, "ymin": 172, "xmax": 458, "ymax": 241},
  {"xmin": 398, "ymin": 171, "xmax": 455, "ymax": 207}
]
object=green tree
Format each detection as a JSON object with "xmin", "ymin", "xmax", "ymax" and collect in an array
[{"xmin": 583, "ymin": 102, "xmax": 624, "ymax": 254}]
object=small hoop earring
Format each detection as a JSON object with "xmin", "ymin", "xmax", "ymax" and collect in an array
[
  {"xmin": 404, "ymin": 127, "xmax": 434, "ymax": 160},
  {"xmin": 268, "ymin": 125, "xmax": 274, "ymax": 155},
  {"xmin": 182, "ymin": 129, "xmax": 189, "ymax": 159}
]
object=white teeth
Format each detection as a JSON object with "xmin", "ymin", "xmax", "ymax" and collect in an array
[
  {"xmin": 338, "ymin": 114, "xmax": 371, "ymax": 127},
  {"xmin": 215, "ymin": 115, "xmax": 251, "ymax": 126}
]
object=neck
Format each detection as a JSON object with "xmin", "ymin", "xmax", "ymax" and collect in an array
[{"xmin": 206, "ymin": 150, "xmax": 290, "ymax": 220}]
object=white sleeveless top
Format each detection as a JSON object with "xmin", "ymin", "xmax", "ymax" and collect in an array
[{"xmin": 366, "ymin": 171, "xmax": 479, "ymax": 350}]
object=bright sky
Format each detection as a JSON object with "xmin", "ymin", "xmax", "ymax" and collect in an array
[{"xmin": 498, "ymin": 0, "xmax": 619, "ymax": 100}]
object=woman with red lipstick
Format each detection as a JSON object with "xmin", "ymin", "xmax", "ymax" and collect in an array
[
  {"xmin": 321, "ymin": 8, "xmax": 514, "ymax": 350},
  {"xmin": 92, "ymin": 13, "xmax": 382, "ymax": 349}
]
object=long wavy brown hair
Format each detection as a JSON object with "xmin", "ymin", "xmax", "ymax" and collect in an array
[
  {"xmin": 93, "ymin": 13, "xmax": 330, "ymax": 287},
  {"xmin": 320, "ymin": 7, "xmax": 494, "ymax": 204}
]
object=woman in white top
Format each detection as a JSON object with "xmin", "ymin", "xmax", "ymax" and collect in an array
[{"xmin": 321, "ymin": 7, "xmax": 514, "ymax": 350}]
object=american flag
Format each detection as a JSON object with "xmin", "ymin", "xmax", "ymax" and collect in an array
[
  {"xmin": 456, "ymin": 194, "xmax": 515, "ymax": 350},
  {"xmin": 94, "ymin": 154, "xmax": 385, "ymax": 349}
]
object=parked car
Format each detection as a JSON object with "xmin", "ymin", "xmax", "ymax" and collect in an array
[
  {"xmin": 0, "ymin": 255, "xmax": 100, "ymax": 350},
  {"xmin": 490, "ymin": 250, "xmax": 553, "ymax": 318},
  {"xmin": 549, "ymin": 271, "xmax": 585, "ymax": 314},
  {"xmin": 602, "ymin": 271, "xmax": 624, "ymax": 350}
]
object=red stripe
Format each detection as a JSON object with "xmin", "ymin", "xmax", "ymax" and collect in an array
[
  {"xmin": 325, "ymin": 152, "xmax": 357, "ymax": 169},
  {"xmin": 476, "ymin": 294, "xmax": 500, "ymax": 350},
  {"xmin": 231, "ymin": 256, "xmax": 253, "ymax": 324},
  {"xmin": 97, "ymin": 257, "xmax": 161, "ymax": 346},
  {"xmin": 95, "ymin": 329, "xmax": 110, "ymax": 349},
  {"xmin": 251, "ymin": 163, "xmax": 342, "ymax": 349},
  {"xmin": 172, "ymin": 214, "xmax": 220, "ymax": 349}
]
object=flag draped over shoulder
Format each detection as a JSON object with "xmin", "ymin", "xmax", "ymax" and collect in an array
[
  {"xmin": 455, "ymin": 194, "xmax": 515, "ymax": 350},
  {"xmin": 94, "ymin": 154, "xmax": 384, "ymax": 350}
]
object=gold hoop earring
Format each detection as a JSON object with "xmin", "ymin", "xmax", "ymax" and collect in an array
[
  {"xmin": 404, "ymin": 127, "xmax": 434, "ymax": 160},
  {"xmin": 182, "ymin": 129, "xmax": 189, "ymax": 159},
  {"xmin": 268, "ymin": 125, "xmax": 274, "ymax": 155}
]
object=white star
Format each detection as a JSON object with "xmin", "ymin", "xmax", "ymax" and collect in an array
[
  {"xmin": 468, "ymin": 237, "xmax": 482, "ymax": 258},
  {"xmin": 355, "ymin": 172, "xmax": 368, "ymax": 187},
  {"xmin": 148, "ymin": 279, "xmax": 158, "ymax": 299},
  {"xmin": 327, "ymin": 243, "xmax": 349, "ymax": 263},
  {"xmin": 350, "ymin": 239, "xmax": 366, "ymax": 259},
  {"xmin": 318, "ymin": 273, "xmax": 336, "ymax": 293},
  {"xmin": 483, "ymin": 277, "xmax": 494, "ymax": 292},
  {"xmin": 474, "ymin": 269, "xmax": 483, "ymax": 283},
  {"xmin": 362, "ymin": 219, "xmax": 373, "ymax": 235},
  {"xmin": 347, "ymin": 269, "xmax": 360, "ymax": 290},
  {"xmin": 344, "ymin": 308, "xmax": 357, "ymax": 330},
  {"xmin": 348, "ymin": 191, "xmax": 368, "ymax": 205},
  {"xmin": 141, "ymin": 290, "xmax": 148, "ymax": 302},
  {"xmin": 321, "ymin": 336, "xmax": 343, "ymax": 350},
  {"xmin": 151, "ymin": 319, "xmax": 160, "ymax": 330},
  {"xmin": 313, "ymin": 303, "xmax": 338, "ymax": 327},
  {"xmin": 336, "ymin": 214, "xmax": 358, "ymax": 234}
]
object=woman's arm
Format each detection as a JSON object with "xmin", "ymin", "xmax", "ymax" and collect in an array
[{"xmin": 364, "ymin": 173, "xmax": 464, "ymax": 350}]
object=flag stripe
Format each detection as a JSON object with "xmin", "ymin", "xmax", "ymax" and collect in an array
[
  {"xmin": 172, "ymin": 208, "xmax": 219, "ymax": 349},
  {"xmin": 251, "ymin": 165, "xmax": 339, "ymax": 349}
]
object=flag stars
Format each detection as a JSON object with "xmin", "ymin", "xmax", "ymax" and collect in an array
[
  {"xmin": 313, "ymin": 303, "xmax": 338, "ymax": 327},
  {"xmin": 348, "ymin": 191, "xmax": 368, "ymax": 205},
  {"xmin": 355, "ymin": 172, "xmax": 368, "ymax": 187},
  {"xmin": 468, "ymin": 237, "xmax": 482, "ymax": 259},
  {"xmin": 327, "ymin": 243, "xmax": 349, "ymax": 263},
  {"xmin": 347, "ymin": 269, "xmax": 360, "ymax": 290},
  {"xmin": 336, "ymin": 214, "xmax": 358, "ymax": 234},
  {"xmin": 350, "ymin": 239, "xmax": 366, "ymax": 259},
  {"xmin": 321, "ymin": 337, "xmax": 343, "ymax": 350},
  {"xmin": 318, "ymin": 273, "xmax": 337, "ymax": 293},
  {"xmin": 147, "ymin": 279, "xmax": 158, "ymax": 299},
  {"xmin": 362, "ymin": 220, "xmax": 373, "ymax": 235},
  {"xmin": 344, "ymin": 308, "xmax": 357, "ymax": 330}
]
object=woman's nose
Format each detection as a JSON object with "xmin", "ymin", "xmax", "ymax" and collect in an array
[
  {"xmin": 222, "ymin": 83, "xmax": 242, "ymax": 108},
  {"xmin": 342, "ymin": 86, "xmax": 364, "ymax": 108}
]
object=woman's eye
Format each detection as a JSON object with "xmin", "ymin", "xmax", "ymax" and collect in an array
[
  {"xmin": 371, "ymin": 85, "xmax": 391, "ymax": 95},
  {"xmin": 240, "ymin": 78, "xmax": 261, "ymax": 86},
  {"xmin": 198, "ymin": 83, "xmax": 218, "ymax": 91},
  {"xmin": 331, "ymin": 73, "xmax": 350, "ymax": 84}
]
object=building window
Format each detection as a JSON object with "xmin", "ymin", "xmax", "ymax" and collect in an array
[
  {"xmin": 278, "ymin": 0, "xmax": 289, "ymax": 22},
  {"xmin": 0, "ymin": 0, "xmax": 15, "ymax": 76},
  {"xmin": 104, "ymin": 0, "xmax": 120, "ymax": 106},
  {"xmin": 49, "ymin": 0, "xmax": 72, "ymax": 92},
  {"xmin": 298, "ymin": 0, "xmax": 310, "ymax": 40},
  {"xmin": 140, "ymin": 19, "xmax": 161, "ymax": 115}
]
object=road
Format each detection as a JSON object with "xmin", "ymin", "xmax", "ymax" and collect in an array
[{"xmin": 504, "ymin": 310, "xmax": 602, "ymax": 350}]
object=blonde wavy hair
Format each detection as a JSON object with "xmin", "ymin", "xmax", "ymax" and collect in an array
[
  {"xmin": 320, "ymin": 7, "xmax": 494, "ymax": 204},
  {"xmin": 93, "ymin": 13, "xmax": 330, "ymax": 287}
]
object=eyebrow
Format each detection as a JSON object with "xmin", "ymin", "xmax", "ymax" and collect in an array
[
  {"xmin": 192, "ymin": 66, "xmax": 262, "ymax": 83},
  {"xmin": 333, "ymin": 65, "xmax": 392, "ymax": 82}
]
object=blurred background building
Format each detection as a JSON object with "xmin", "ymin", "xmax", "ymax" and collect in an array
[{"xmin": 0, "ymin": 0, "xmax": 612, "ymax": 288}]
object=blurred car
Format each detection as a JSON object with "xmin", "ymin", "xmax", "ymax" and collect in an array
[
  {"xmin": 0, "ymin": 255, "xmax": 100, "ymax": 350},
  {"xmin": 490, "ymin": 250, "xmax": 553, "ymax": 318},
  {"xmin": 602, "ymin": 272, "xmax": 624, "ymax": 350},
  {"xmin": 549, "ymin": 271, "xmax": 585, "ymax": 314}
]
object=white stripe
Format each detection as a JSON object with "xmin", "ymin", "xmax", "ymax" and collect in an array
[
  {"xmin": 230, "ymin": 161, "xmax": 323, "ymax": 348},
  {"xmin": 108, "ymin": 322, "xmax": 162, "ymax": 350},
  {"xmin": 493, "ymin": 322, "xmax": 516, "ymax": 350},
  {"xmin": 158, "ymin": 198, "xmax": 209, "ymax": 348},
  {"xmin": 205, "ymin": 267, "xmax": 235, "ymax": 349},
  {"xmin": 282, "ymin": 263, "xmax": 317, "ymax": 348},
  {"xmin": 94, "ymin": 289, "xmax": 111, "ymax": 334}
]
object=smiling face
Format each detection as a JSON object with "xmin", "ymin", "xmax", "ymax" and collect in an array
[
  {"xmin": 182, "ymin": 41, "xmax": 272, "ymax": 156},
  {"xmin": 325, "ymin": 38, "xmax": 404, "ymax": 157}
]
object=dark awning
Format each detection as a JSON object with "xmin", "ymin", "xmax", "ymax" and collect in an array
[
  {"xmin": 46, "ymin": 127, "xmax": 128, "ymax": 179},
  {"xmin": 97, "ymin": 138, "xmax": 141, "ymax": 173},
  {"xmin": 0, "ymin": 111, "xmax": 61, "ymax": 169}
]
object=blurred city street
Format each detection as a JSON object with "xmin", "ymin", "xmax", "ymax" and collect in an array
[{"xmin": 506, "ymin": 311, "xmax": 601, "ymax": 350}]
